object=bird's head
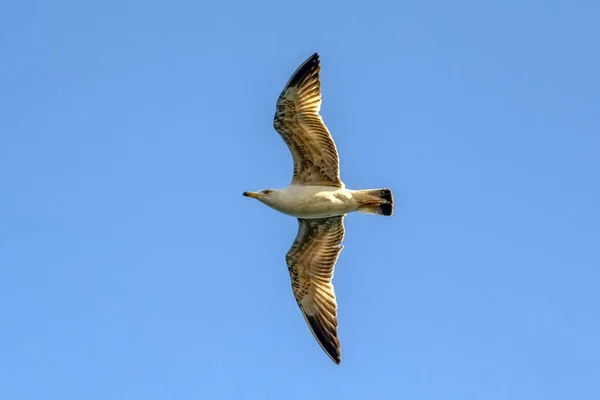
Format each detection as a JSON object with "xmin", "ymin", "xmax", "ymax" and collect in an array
[{"xmin": 242, "ymin": 189, "xmax": 277, "ymax": 205}]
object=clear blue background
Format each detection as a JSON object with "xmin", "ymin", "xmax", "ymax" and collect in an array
[{"xmin": 1, "ymin": 1, "xmax": 599, "ymax": 399}]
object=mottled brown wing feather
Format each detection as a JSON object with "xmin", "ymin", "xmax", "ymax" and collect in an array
[
  {"xmin": 273, "ymin": 53, "xmax": 342, "ymax": 187},
  {"xmin": 286, "ymin": 216, "xmax": 345, "ymax": 364}
]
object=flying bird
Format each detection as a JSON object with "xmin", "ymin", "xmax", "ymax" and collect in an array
[{"xmin": 243, "ymin": 53, "xmax": 393, "ymax": 365}]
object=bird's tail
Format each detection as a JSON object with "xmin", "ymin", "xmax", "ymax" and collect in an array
[{"xmin": 355, "ymin": 188, "xmax": 394, "ymax": 216}]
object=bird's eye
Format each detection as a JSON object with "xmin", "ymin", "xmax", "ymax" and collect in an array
[{"xmin": 262, "ymin": 189, "xmax": 272, "ymax": 195}]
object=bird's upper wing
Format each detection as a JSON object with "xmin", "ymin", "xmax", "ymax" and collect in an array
[
  {"xmin": 273, "ymin": 53, "xmax": 342, "ymax": 187},
  {"xmin": 286, "ymin": 216, "xmax": 345, "ymax": 364}
]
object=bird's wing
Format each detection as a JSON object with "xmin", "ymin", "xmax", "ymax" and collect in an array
[
  {"xmin": 286, "ymin": 216, "xmax": 345, "ymax": 364},
  {"xmin": 273, "ymin": 53, "xmax": 342, "ymax": 187}
]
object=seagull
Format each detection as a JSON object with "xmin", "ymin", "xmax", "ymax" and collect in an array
[{"xmin": 243, "ymin": 53, "xmax": 393, "ymax": 365}]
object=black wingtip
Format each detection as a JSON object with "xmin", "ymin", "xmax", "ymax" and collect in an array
[
  {"xmin": 285, "ymin": 53, "xmax": 321, "ymax": 89},
  {"xmin": 305, "ymin": 314, "xmax": 341, "ymax": 365}
]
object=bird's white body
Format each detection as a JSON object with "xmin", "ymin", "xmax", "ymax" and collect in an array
[{"xmin": 261, "ymin": 185, "xmax": 360, "ymax": 219}]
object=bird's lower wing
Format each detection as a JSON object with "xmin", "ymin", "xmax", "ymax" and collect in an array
[{"xmin": 286, "ymin": 216, "xmax": 345, "ymax": 364}]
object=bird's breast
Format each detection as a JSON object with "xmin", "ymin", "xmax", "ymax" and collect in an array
[{"xmin": 270, "ymin": 187, "xmax": 358, "ymax": 218}]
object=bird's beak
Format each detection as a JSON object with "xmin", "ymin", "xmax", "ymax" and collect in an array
[{"xmin": 243, "ymin": 191, "xmax": 260, "ymax": 199}]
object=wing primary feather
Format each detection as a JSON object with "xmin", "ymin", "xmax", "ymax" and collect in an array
[
  {"xmin": 283, "ymin": 53, "xmax": 320, "ymax": 90},
  {"xmin": 304, "ymin": 313, "xmax": 341, "ymax": 365}
]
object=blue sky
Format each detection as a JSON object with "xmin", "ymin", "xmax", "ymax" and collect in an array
[{"xmin": 1, "ymin": 1, "xmax": 599, "ymax": 399}]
